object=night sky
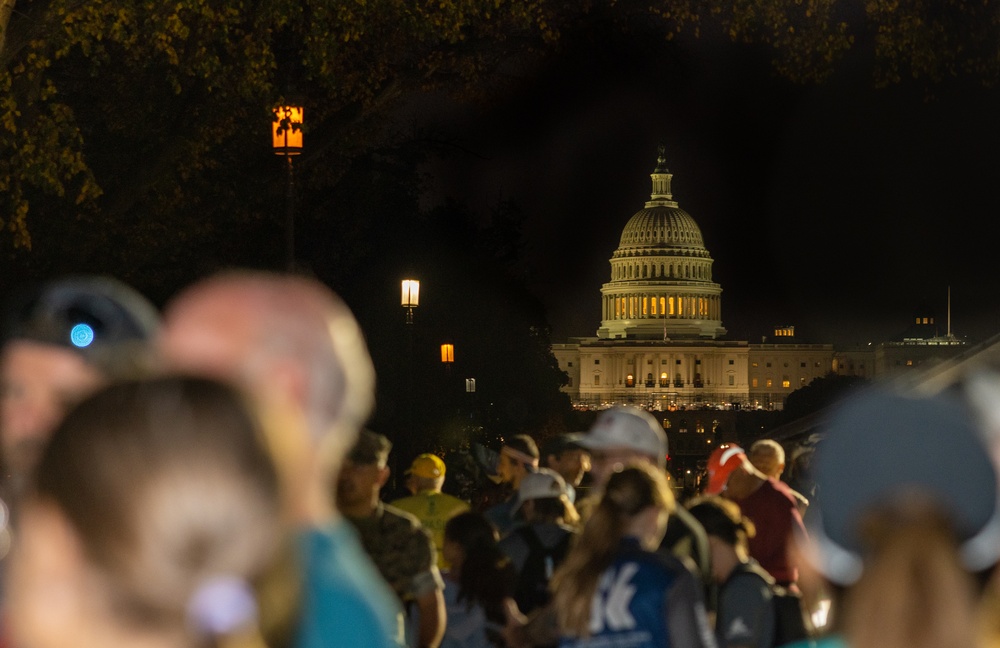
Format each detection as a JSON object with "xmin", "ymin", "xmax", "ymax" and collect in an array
[{"xmin": 409, "ymin": 25, "xmax": 1000, "ymax": 348}]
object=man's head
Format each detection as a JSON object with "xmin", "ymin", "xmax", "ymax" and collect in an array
[
  {"xmin": 541, "ymin": 433, "xmax": 590, "ymax": 487},
  {"xmin": 578, "ymin": 406, "xmax": 668, "ymax": 488},
  {"xmin": 749, "ymin": 439, "xmax": 785, "ymax": 479},
  {"xmin": 160, "ymin": 271, "xmax": 375, "ymax": 459},
  {"xmin": 337, "ymin": 430, "xmax": 392, "ymax": 516},
  {"xmin": 704, "ymin": 444, "xmax": 750, "ymax": 495},
  {"xmin": 0, "ymin": 276, "xmax": 159, "ymax": 483},
  {"xmin": 516, "ymin": 467, "xmax": 576, "ymax": 524},
  {"xmin": 496, "ymin": 434, "xmax": 539, "ymax": 489},
  {"xmin": 406, "ymin": 453, "xmax": 446, "ymax": 494}
]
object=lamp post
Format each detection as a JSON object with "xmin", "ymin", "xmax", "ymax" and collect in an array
[
  {"xmin": 272, "ymin": 104, "xmax": 303, "ymax": 270},
  {"xmin": 401, "ymin": 279, "xmax": 420, "ymax": 324},
  {"xmin": 440, "ymin": 343, "xmax": 454, "ymax": 375}
]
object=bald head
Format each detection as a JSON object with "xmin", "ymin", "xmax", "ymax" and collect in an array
[{"xmin": 159, "ymin": 271, "xmax": 375, "ymax": 450}]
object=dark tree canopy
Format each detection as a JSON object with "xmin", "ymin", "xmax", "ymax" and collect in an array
[{"xmin": 1, "ymin": 0, "xmax": 999, "ymax": 248}]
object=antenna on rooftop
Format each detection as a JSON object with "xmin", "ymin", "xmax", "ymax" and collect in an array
[{"xmin": 947, "ymin": 286, "xmax": 952, "ymax": 337}]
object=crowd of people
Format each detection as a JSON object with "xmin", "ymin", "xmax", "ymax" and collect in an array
[{"xmin": 3, "ymin": 270, "xmax": 1000, "ymax": 648}]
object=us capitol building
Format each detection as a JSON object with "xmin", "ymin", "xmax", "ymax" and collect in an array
[{"xmin": 552, "ymin": 149, "xmax": 966, "ymax": 410}]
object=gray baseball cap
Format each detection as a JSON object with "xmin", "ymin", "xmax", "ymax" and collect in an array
[
  {"xmin": 809, "ymin": 387, "xmax": 1000, "ymax": 584},
  {"xmin": 579, "ymin": 406, "xmax": 668, "ymax": 467}
]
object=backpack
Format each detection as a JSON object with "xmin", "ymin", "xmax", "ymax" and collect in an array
[
  {"xmin": 738, "ymin": 562, "xmax": 814, "ymax": 648},
  {"xmin": 512, "ymin": 525, "xmax": 572, "ymax": 615}
]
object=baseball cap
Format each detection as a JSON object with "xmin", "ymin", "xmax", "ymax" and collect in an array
[
  {"xmin": 347, "ymin": 430, "xmax": 392, "ymax": 466},
  {"xmin": 518, "ymin": 468, "xmax": 568, "ymax": 504},
  {"xmin": 406, "ymin": 453, "xmax": 446, "ymax": 479},
  {"xmin": 808, "ymin": 387, "xmax": 1000, "ymax": 585},
  {"xmin": 579, "ymin": 406, "xmax": 668, "ymax": 467},
  {"xmin": 704, "ymin": 444, "xmax": 747, "ymax": 495},
  {"xmin": 1, "ymin": 276, "xmax": 160, "ymax": 376},
  {"xmin": 540, "ymin": 433, "xmax": 586, "ymax": 460}
]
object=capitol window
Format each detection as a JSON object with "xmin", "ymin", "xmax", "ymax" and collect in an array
[
  {"xmin": 626, "ymin": 374, "xmax": 635, "ymax": 388},
  {"xmin": 594, "ymin": 375, "xmax": 601, "ymax": 386},
  {"xmin": 782, "ymin": 377, "xmax": 790, "ymax": 388}
]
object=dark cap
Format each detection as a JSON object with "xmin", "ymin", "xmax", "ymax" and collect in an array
[
  {"xmin": 347, "ymin": 430, "xmax": 392, "ymax": 465},
  {"xmin": 810, "ymin": 387, "xmax": 1000, "ymax": 584},
  {"xmin": 541, "ymin": 433, "xmax": 586, "ymax": 461},
  {"xmin": 1, "ymin": 276, "xmax": 160, "ymax": 377}
]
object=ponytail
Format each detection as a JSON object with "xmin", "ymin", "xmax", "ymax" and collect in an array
[
  {"xmin": 551, "ymin": 464, "xmax": 673, "ymax": 637},
  {"xmin": 842, "ymin": 502, "xmax": 977, "ymax": 648}
]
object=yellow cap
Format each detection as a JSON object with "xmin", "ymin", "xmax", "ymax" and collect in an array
[{"xmin": 406, "ymin": 453, "xmax": 446, "ymax": 479}]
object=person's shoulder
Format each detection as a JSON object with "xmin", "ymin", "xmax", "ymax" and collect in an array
[
  {"xmin": 296, "ymin": 521, "xmax": 404, "ymax": 648},
  {"xmin": 724, "ymin": 562, "xmax": 774, "ymax": 598},
  {"xmin": 436, "ymin": 492, "xmax": 471, "ymax": 509},
  {"xmin": 382, "ymin": 502, "xmax": 422, "ymax": 527},
  {"xmin": 388, "ymin": 493, "xmax": 421, "ymax": 510},
  {"xmin": 763, "ymin": 477, "xmax": 801, "ymax": 506}
]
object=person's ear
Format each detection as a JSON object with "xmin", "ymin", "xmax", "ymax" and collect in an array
[{"xmin": 377, "ymin": 465, "xmax": 391, "ymax": 488}]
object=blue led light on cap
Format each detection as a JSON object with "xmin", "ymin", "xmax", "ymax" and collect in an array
[{"xmin": 69, "ymin": 323, "xmax": 95, "ymax": 348}]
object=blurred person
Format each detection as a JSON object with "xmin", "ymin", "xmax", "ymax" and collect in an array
[
  {"xmin": 550, "ymin": 464, "xmax": 716, "ymax": 648},
  {"xmin": 748, "ymin": 439, "xmax": 808, "ymax": 515},
  {"xmin": 484, "ymin": 434, "xmax": 540, "ymax": 536},
  {"xmin": 498, "ymin": 468, "xmax": 579, "ymax": 617},
  {"xmin": 338, "ymin": 431, "xmax": 446, "ymax": 648},
  {"xmin": 0, "ymin": 276, "xmax": 159, "ymax": 508},
  {"xmin": 705, "ymin": 444, "xmax": 806, "ymax": 588},
  {"xmin": 688, "ymin": 496, "xmax": 791, "ymax": 648},
  {"xmin": 440, "ymin": 512, "xmax": 519, "ymax": 648},
  {"xmin": 159, "ymin": 271, "xmax": 404, "ymax": 648},
  {"xmin": 5, "ymin": 375, "xmax": 297, "ymax": 648},
  {"xmin": 578, "ymin": 406, "xmax": 711, "ymax": 587},
  {"xmin": 540, "ymin": 433, "xmax": 590, "ymax": 503},
  {"xmin": 391, "ymin": 453, "xmax": 470, "ymax": 569},
  {"xmin": 784, "ymin": 387, "xmax": 1000, "ymax": 648}
]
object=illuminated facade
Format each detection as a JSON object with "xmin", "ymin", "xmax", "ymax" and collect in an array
[
  {"xmin": 553, "ymin": 150, "xmax": 964, "ymax": 410},
  {"xmin": 597, "ymin": 149, "xmax": 726, "ymax": 340}
]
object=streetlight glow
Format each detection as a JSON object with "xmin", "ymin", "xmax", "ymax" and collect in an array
[
  {"xmin": 271, "ymin": 105, "xmax": 303, "ymax": 155},
  {"xmin": 402, "ymin": 279, "xmax": 420, "ymax": 324}
]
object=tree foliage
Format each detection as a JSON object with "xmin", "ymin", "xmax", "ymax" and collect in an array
[{"xmin": 1, "ymin": 0, "xmax": 999, "ymax": 247}]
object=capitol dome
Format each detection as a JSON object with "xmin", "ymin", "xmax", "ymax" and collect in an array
[{"xmin": 597, "ymin": 148, "xmax": 726, "ymax": 340}]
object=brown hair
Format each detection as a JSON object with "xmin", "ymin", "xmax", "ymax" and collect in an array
[
  {"xmin": 841, "ymin": 499, "xmax": 978, "ymax": 648},
  {"xmin": 32, "ymin": 375, "xmax": 296, "ymax": 648},
  {"xmin": 551, "ymin": 463, "xmax": 674, "ymax": 637},
  {"xmin": 686, "ymin": 494, "xmax": 755, "ymax": 551}
]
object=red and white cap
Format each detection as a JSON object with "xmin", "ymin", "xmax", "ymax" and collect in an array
[{"xmin": 704, "ymin": 444, "xmax": 747, "ymax": 494}]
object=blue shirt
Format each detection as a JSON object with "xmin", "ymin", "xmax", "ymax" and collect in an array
[
  {"xmin": 560, "ymin": 537, "xmax": 717, "ymax": 648},
  {"xmin": 295, "ymin": 520, "xmax": 406, "ymax": 648}
]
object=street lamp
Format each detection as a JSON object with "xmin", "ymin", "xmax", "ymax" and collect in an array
[
  {"xmin": 401, "ymin": 279, "xmax": 420, "ymax": 324},
  {"xmin": 441, "ymin": 343, "xmax": 454, "ymax": 376},
  {"xmin": 272, "ymin": 104, "xmax": 303, "ymax": 270}
]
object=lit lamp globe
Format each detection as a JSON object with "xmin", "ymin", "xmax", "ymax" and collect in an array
[
  {"xmin": 272, "ymin": 105, "xmax": 303, "ymax": 156},
  {"xmin": 401, "ymin": 279, "xmax": 420, "ymax": 324}
]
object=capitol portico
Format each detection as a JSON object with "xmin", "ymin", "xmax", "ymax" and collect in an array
[{"xmin": 552, "ymin": 148, "xmax": 964, "ymax": 410}]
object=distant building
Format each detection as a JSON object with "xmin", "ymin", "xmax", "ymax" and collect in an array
[{"xmin": 552, "ymin": 149, "xmax": 966, "ymax": 411}]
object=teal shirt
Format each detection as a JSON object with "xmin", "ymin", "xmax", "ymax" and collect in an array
[
  {"xmin": 295, "ymin": 520, "xmax": 406, "ymax": 648},
  {"xmin": 781, "ymin": 636, "xmax": 844, "ymax": 648}
]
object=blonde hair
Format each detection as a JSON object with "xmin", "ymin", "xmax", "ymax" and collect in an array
[
  {"xmin": 841, "ymin": 500, "xmax": 978, "ymax": 648},
  {"xmin": 748, "ymin": 439, "xmax": 785, "ymax": 478},
  {"xmin": 551, "ymin": 464, "xmax": 674, "ymax": 637}
]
